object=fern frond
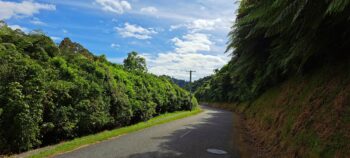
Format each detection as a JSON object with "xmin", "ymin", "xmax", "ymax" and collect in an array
[{"xmin": 326, "ymin": 0, "xmax": 350, "ymax": 14}]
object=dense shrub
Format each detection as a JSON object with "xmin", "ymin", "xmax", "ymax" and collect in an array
[{"xmin": 0, "ymin": 23, "xmax": 197, "ymax": 154}]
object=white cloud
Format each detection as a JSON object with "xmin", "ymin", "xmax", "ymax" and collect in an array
[
  {"xmin": 95, "ymin": 0, "xmax": 131, "ymax": 14},
  {"xmin": 147, "ymin": 32, "xmax": 228, "ymax": 80},
  {"xmin": 171, "ymin": 33, "xmax": 212, "ymax": 54},
  {"xmin": 115, "ymin": 23, "xmax": 157, "ymax": 40},
  {"xmin": 0, "ymin": 0, "xmax": 55, "ymax": 20},
  {"xmin": 148, "ymin": 52, "xmax": 228, "ymax": 80},
  {"xmin": 188, "ymin": 19, "xmax": 222, "ymax": 32},
  {"xmin": 30, "ymin": 17, "xmax": 46, "ymax": 25},
  {"xmin": 110, "ymin": 43, "xmax": 120, "ymax": 48},
  {"xmin": 170, "ymin": 18, "xmax": 223, "ymax": 33},
  {"xmin": 169, "ymin": 25, "xmax": 182, "ymax": 31},
  {"xmin": 50, "ymin": 36, "xmax": 61, "ymax": 41},
  {"xmin": 62, "ymin": 29, "xmax": 68, "ymax": 34},
  {"xmin": 140, "ymin": 6, "xmax": 158, "ymax": 14},
  {"xmin": 9, "ymin": 25, "xmax": 29, "ymax": 33}
]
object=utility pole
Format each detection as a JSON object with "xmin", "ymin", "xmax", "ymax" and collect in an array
[{"xmin": 187, "ymin": 70, "xmax": 196, "ymax": 111}]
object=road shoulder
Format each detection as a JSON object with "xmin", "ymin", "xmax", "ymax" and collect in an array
[{"xmin": 11, "ymin": 109, "xmax": 202, "ymax": 158}]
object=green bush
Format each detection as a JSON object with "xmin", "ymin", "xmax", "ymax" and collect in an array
[{"xmin": 0, "ymin": 23, "xmax": 197, "ymax": 154}]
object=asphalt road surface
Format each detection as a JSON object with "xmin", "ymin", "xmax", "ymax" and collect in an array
[{"xmin": 54, "ymin": 106, "xmax": 239, "ymax": 158}]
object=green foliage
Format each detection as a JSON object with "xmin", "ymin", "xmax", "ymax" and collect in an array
[
  {"xmin": 28, "ymin": 109, "xmax": 202, "ymax": 158},
  {"xmin": 0, "ymin": 24, "xmax": 197, "ymax": 154},
  {"xmin": 196, "ymin": 0, "xmax": 350, "ymax": 102},
  {"xmin": 0, "ymin": 82, "xmax": 43, "ymax": 153},
  {"xmin": 123, "ymin": 51, "xmax": 147, "ymax": 72},
  {"xmin": 193, "ymin": 1, "xmax": 350, "ymax": 157}
]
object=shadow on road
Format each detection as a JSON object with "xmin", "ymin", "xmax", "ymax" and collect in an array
[{"xmin": 128, "ymin": 106, "xmax": 239, "ymax": 158}]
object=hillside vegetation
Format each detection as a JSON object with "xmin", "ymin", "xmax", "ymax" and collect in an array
[
  {"xmin": 0, "ymin": 22, "xmax": 197, "ymax": 154},
  {"xmin": 195, "ymin": 0, "xmax": 349, "ymax": 157}
]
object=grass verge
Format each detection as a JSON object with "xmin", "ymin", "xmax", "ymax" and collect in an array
[{"xmin": 16, "ymin": 108, "xmax": 202, "ymax": 158}]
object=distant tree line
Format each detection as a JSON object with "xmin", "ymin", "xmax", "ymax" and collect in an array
[
  {"xmin": 161, "ymin": 76, "xmax": 211, "ymax": 93},
  {"xmin": 0, "ymin": 22, "xmax": 197, "ymax": 154}
]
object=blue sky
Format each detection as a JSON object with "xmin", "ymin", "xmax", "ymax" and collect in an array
[{"xmin": 1, "ymin": 0, "xmax": 238, "ymax": 80}]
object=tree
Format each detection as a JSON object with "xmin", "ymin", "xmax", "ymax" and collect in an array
[{"xmin": 123, "ymin": 52, "xmax": 147, "ymax": 72}]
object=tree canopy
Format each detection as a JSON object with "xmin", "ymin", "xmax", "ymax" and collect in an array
[{"xmin": 123, "ymin": 51, "xmax": 147, "ymax": 72}]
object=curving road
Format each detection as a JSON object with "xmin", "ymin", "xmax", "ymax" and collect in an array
[{"xmin": 54, "ymin": 106, "xmax": 239, "ymax": 158}]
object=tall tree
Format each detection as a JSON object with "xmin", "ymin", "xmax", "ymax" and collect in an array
[{"xmin": 123, "ymin": 51, "xmax": 147, "ymax": 72}]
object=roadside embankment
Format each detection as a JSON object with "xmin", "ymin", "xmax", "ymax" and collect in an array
[{"xmin": 204, "ymin": 62, "xmax": 350, "ymax": 157}]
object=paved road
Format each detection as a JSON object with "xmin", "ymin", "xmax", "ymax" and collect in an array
[{"xmin": 54, "ymin": 106, "xmax": 239, "ymax": 158}]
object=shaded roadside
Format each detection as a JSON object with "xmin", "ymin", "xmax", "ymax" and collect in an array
[{"xmin": 202, "ymin": 103, "xmax": 266, "ymax": 158}]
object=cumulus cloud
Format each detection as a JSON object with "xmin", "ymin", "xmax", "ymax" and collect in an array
[
  {"xmin": 171, "ymin": 33, "xmax": 212, "ymax": 54},
  {"xmin": 140, "ymin": 6, "xmax": 158, "ymax": 14},
  {"xmin": 115, "ymin": 23, "xmax": 157, "ymax": 40},
  {"xmin": 188, "ymin": 19, "xmax": 222, "ymax": 32},
  {"xmin": 147, "ymin": 32, "xmax": 228, "ymax": 80},
  {"xmin": 170, "ymin": 18, "xmax": 223, "ymax": 33},
  {"xmin": 148, "ymin": 52, "xmax": 228, "ymax": 80},
  {"xmin": 95, "ymin": 0, "xmax": 131, "ymax": 14},
  {"xmin": 0, "ymin": 0, "xmax": 55, "ymax": 20}
]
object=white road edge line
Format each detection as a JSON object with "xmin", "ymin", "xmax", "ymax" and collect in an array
[{"xmin": 180, "ymin": 130, "xmax": 191, "ymax": 138}]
